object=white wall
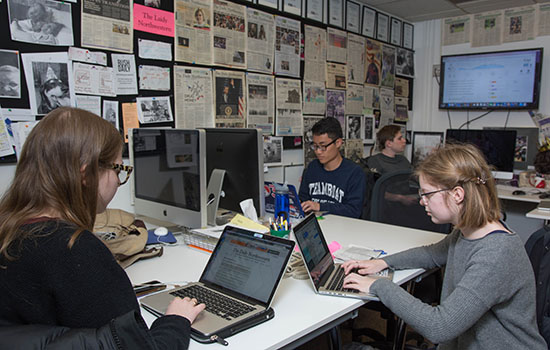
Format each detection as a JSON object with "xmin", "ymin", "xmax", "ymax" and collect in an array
[{"xmin": 412, "ymin": 19, "xmax": 549, "ymax": 134}]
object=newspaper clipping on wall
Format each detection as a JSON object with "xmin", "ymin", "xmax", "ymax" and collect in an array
[
  {"xmin": 327, "ymin": 27, "xmax": 347, "ymax": 63},
  {"xmin": 326, "ymin": 89, "xmax": 345, "ymax": 127},
  {"xmin": 364, "ymin": 85, "xmax": 380, "ymax": 109},
  {"xmin": 304, "ymin": 25, "xmax": 327, "ymax": 82},
  {"xmin": 381, "ymin": 44, "xmax": 395, "ymax": 89},
  {"xmin": 538, "ymin": 4, "xmax": 550, "ymax": 37},
  {"xmin": 303, "ymin": 81, "xmax": 326, "ymax": 115},
  {"xmin": 212, "ymin": 0, "xmax": 247, "ymax": 68},
  {"xmin": 136, "ymin": 96, "xmax": 173, "ymax": 124},
  {"xmin": 247, "ymin": 73, "xmax": 274, "ymax": 134},
  {"xmin": 174, "ymin": 0, "xmax": 212, "ymax": 65},
  {"xmin": 214, "ymin": 70, "xmax": 246, "ymax": 127},
  {"xmin": 441, "ymin": 16, "xmax": 471, "ymax": 46},
  {"xmin": 395, "ymin": 77, "xmax": 409, "ymax": 98},
  {"xmin": 326, "ymin": 63, "xmax": 347, "ymax": 89},
  {"xmin": 347, "ymin": 33, "xmax": 365, "ymax": 85},
  {"xmin": 81, "ymin": 0, "xmax": 133, "ymax": 53},
  {"xmin": 111, "ymin": 54, "xmax": 138, "ymax": 95},
  {"xmin": 365, "ymin": 38, "xmax": 382, "ymax": 87},
  {"xmin": 174, "ymin": 66, "xmax": 214, "ymax": 129},
  {"xmin": 502, "ymin": 6, "xmax": 536, "ymax": 43},
  {"xmin": 472, "ymin": 11, "xmax": 503, "ymax": 47},
  {"xmin": 246, "ymin": 9, "xmax": 275, "ymax": 74},
  {"xmin": 303, "ymin": 116, "xmax": 323, "ymax": 168},
  {"xmin": 275, "ymin": 78, "xmax": 302, "ymax": 136},
  {"xmin": 73, "ymin": 62, "xmax": 116, "ymax": 96},
  {"xmin": 345, "ymin": 84, "xmax": 363, "ymax": 115},
  {"xmin": 138, "ymin": 65, "xmax": 170, "ymax": 91},
  {"xmin": 274, "ymin": 16, "xmax": 301, "ymax": 77}
]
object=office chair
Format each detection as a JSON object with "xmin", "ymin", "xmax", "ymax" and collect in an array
[{"xmin": 351, "ymin": 170, "xmax": 450, "ymax": 349}]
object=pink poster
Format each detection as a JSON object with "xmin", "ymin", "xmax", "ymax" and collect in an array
[{"xmin": 133, "ymin": 4, "xmax": 175, "ymax": 37}]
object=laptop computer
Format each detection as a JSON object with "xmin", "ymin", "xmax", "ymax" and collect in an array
[
  {"xmin": 140, "ymin": 225, "xmax": 295, "ymax": 339},
  {"xmin": 293, "ymin": 214, "xmax": 394, "ymax": 300}
]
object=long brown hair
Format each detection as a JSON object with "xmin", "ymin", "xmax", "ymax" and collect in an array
[
  {"xmin": 415, "ymin": 143, "xmax": 501, "ymax": 230},
  {"xmin": 0, "ymin": 107, "xmax": 122, "ymax": 260}
]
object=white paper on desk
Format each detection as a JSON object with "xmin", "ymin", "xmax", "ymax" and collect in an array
[
  {"xmin": 240, "ymin": 198, "xmax": 259, "ymax": 222},
  {"xmin": 138, "ymin": 39, "xmax": 172, "ymax": 61},
  {"xmin": 190, "ymin": 225, "xmax": 228, "ymax": 239},
  {"xmin": 333, "ymin": 244, "xmax": 382, "ymax": 263}
]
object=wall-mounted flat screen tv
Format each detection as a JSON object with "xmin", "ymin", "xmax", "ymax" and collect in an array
[{"xmin": 439, "ymin": 48, "xmax": 543, "ymax": 110}]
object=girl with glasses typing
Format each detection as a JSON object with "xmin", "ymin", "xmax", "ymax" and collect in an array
[
  {"xmin": 0, "ymin": 107, "xmax": 204, "ymax": 349},
  {"xmin": 342, "ymin": 143, "xmax": 546, "ymax": 349}
]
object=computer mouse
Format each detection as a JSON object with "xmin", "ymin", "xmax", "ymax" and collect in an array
[
  {"xmin": 512, "ymin": 190, "xmax": 526, "ymax": 196},
  {"xmin": 153, "ymin": 227, "xmax": 169, "ymax": 237}
]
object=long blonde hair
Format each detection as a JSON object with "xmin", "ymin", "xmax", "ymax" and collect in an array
[
  {"xmin": 415, "ymin": 143, "xmax": 501, "ymax": 230},
  {"xmin": 0, "ymin": 107, "xmax": 122, "ymax": 260}
]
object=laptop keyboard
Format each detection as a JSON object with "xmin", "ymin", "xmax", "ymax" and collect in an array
[
  {"xmin": 327, "ymin": 268, "xmax": 390, "ymax": 293},
  {"xmin": 171, "ymin": 285, "xmax": 255, "ymax": 320}
]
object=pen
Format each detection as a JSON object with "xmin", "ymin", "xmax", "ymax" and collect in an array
[{"xmin": 189, "ymin": 244, "xmax": 212, "ymax": 253}]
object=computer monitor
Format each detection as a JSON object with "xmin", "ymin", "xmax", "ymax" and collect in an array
[
  {"xmin": 202, "ymin": 128, "xmax": 265, "ymax": 223},
  {"xmin": 445, "ymin": 129, "xmax": 517, "ymax": 179},
  {"xmin": 129, "ymin": 128, "xmax": 207, "ymax": 229}
]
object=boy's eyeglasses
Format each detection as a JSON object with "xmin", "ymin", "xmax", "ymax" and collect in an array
[{"xmin": 310, "ymin": 138, "xmax": 337, "ymax": 152}]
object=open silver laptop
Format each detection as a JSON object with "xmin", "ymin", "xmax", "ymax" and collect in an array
[
  {"xmin": 140, "ymin": 225, "xmax": 294, "ymax": 338},
  {"xmin": 293, "ymin": 214, "xmax": 393, "ymax": 300}
]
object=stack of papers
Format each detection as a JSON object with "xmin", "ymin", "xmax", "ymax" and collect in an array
[{"xmin": 333, "ymin": 244, "xmax": 383, "ymax": 263}]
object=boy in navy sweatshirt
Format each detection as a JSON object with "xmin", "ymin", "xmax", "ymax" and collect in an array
[{"xmin": 299, "ymin": 118, "xmax": 366, "ymax": 218}]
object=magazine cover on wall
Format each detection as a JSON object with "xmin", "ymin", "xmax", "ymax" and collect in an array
[
  {"xmin": 363, "ymin": 114, "xmax": 375, "ymax": 144},
  {"xmin": 364, "ymin": 38, "xmax": 382, "ymax": 86},
  {"xmin": 0, "ymin": 49, "xmax": 21, "ymax": 99},
  {"xmin": 326, "ymin": 89, "xmax": 345, "ymax": 130},
  {"xmin": 411, "ymin": 131, "xmax": 444, "ymax": 167},
  {"xmin": 263, "ymin": 136, "xmax": 283, "ymax": 166},
  {"xmin": 396, "ymin": 48, "xmax": 414, "ymax": 78},
  {"xmin": 102, "ymin": 100, "xmax": 119, "ymax": 130},
  {"xmin": 346, "ymin": 114, "xmax": 362, "ymax": 139},
  {"xmin": 381, "ymin": 44, "xmax": 396, "ymax": 89},
  {"xmin": 21, "ymin": 52, "xmax": 75, "ymax": 115},
  {"xmin": 8, "ymin": 0, "xmax": 74, "ymax": 46}
]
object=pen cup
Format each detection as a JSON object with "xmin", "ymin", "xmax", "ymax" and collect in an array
[{"xmin": 270, "ymin": 229, "xmax": 290, "ymax": 239}]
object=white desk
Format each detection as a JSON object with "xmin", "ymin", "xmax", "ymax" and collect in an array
[
  {"xmin": 126, "ymin": 215, "xmax": 446, "ymax": 350},
  {"xmin": 497, "ymin": 185, "xmax": 546, "ymax": 241}
]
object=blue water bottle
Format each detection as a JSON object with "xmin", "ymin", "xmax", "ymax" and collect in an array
[{"xmin": 274, "ymin": 183, "xmax": 290, "ymax": 222}]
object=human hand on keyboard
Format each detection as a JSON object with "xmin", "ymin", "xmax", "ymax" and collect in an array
[
  {"xmin": 341, "ymin": 258, "xmax": 389, "ymax": 276},
  {"xmin": 166, "ymin": 296, "xmax": 206, "ymax": 324}
]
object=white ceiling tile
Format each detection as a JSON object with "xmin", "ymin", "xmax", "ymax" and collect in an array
[{"xmin": 457, "ymin": 0, "xmax": 536, "ymax": 13}]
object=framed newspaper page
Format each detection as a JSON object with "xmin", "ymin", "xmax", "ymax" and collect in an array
[
  {"xmin": 283, "ymin": 0, "xmax": 302, "ymax": 16},
  {"xmin": 403, "ymin": 22, "xmax": 414, "ymax": 50},
  {"xmin": 328, "ymin": 0, "xmax": 344, "ymax": 28},
  {"xmin": 258, "ymin": 0, "xmax": 279, "ymax": 10},
  {"xmin": 305, "ymin": 0, "xmax": 324, "ymax": 23},
  {"xmin": 362, "ymin": 6, "xmax": 376, "ymax": 38},
  {"xmin": 390, "ymin": 17, "xmax": 402, "ymax": 46},
  {"xmin": 345, "ymin": 1, "xmax": 361, "ymax": 34},
  {"xmin": 376, "ymin": 12, "xmax": 389, "ymax": 42}
]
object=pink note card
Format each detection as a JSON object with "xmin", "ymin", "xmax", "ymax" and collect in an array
[{"xmin": 134, "ymin": 4, "xmax": 175, "ymax": 37}]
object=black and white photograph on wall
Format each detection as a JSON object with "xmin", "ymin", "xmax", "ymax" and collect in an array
[
  {"xmin": 411, "ymin": 131, "xmax": 444, "ymax": 168},
  {"xmin": 326, "ymin": 89, "xmax": 346, "ymax": 130},
  {"xmin": 136, "ymin": 96, "xmax": 173, "ymax": 124},
  {"xmin": 344, "ymin": 139, "xmax": 363, "ymax": 162},
  {"xmin": 21, "ymin": 52, "xmax": 75, "ymax": 115},
  {"xmin": 346, "ymin": 115, "xmax": 362, "ymax": 139},
  {"xmin": 8, "ymin": 0, "xmax": 74, "ymax": 46},
  {"xmin": 0, "ymin": 50, "xmax": 21, "ymax": 99},
  {"xmin": 102, "ymin": 100, "xmax": 119, "ymax": 130},
  {"xmin": 144, "ymin": 0, "xmax": 161, "ymax": 8},
  {"xmin": 396, "ymin": 48, "xmax": 414, "ymax": 78},
  {"xmin": 263, "ymin": 136, "xmax": 283, "ymax": 166},
  {"xmin": 364, "ymin": 114, "xmax": 375, "ymax": 144}
]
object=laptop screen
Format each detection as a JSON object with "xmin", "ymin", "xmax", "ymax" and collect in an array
[
  {"xmin": 200, "ymin": 226, "xmax": 294, "ymax": 305},
  {"xmin": 293, "ymin": 215, "xmax": 334, "ymax": 289}
]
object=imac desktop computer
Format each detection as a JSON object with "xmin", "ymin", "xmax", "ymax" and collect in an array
[
  {"xmin": 202, "ymin": 128, "xmax": 265, "ymax": 225},
  {"xmin": 129, "ymin": 128, "xmax": 208, "ymax": 229},
  {"xmin": 445, "ymin": 129, "xmax": 517, "ymax": 180}
]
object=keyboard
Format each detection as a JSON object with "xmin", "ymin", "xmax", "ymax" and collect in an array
[
  {"xmin": 181, "ymin": 232, "xmax": 218, "ymax": 252},
  {"xmin": 171, "ymin": 285, "xmax": 254, "ymax": 320},
  {"xmin": 327, "ymin": 268, "xmax": 390, "ymax": 292}
]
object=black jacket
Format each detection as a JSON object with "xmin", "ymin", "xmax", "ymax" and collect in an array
[{"xmin": 0, "ymin": 311, "xmax": 190, "ymax": 350}]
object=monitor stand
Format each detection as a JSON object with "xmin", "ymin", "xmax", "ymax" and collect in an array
[{"xmin": 207, "ymin": 169, "xmax": 226, "ymax": 226}]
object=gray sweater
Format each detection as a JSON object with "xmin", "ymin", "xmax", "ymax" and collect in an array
[{"xmin": 370, "ymin": 229, "xmax": 547, "ymax": 349}]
